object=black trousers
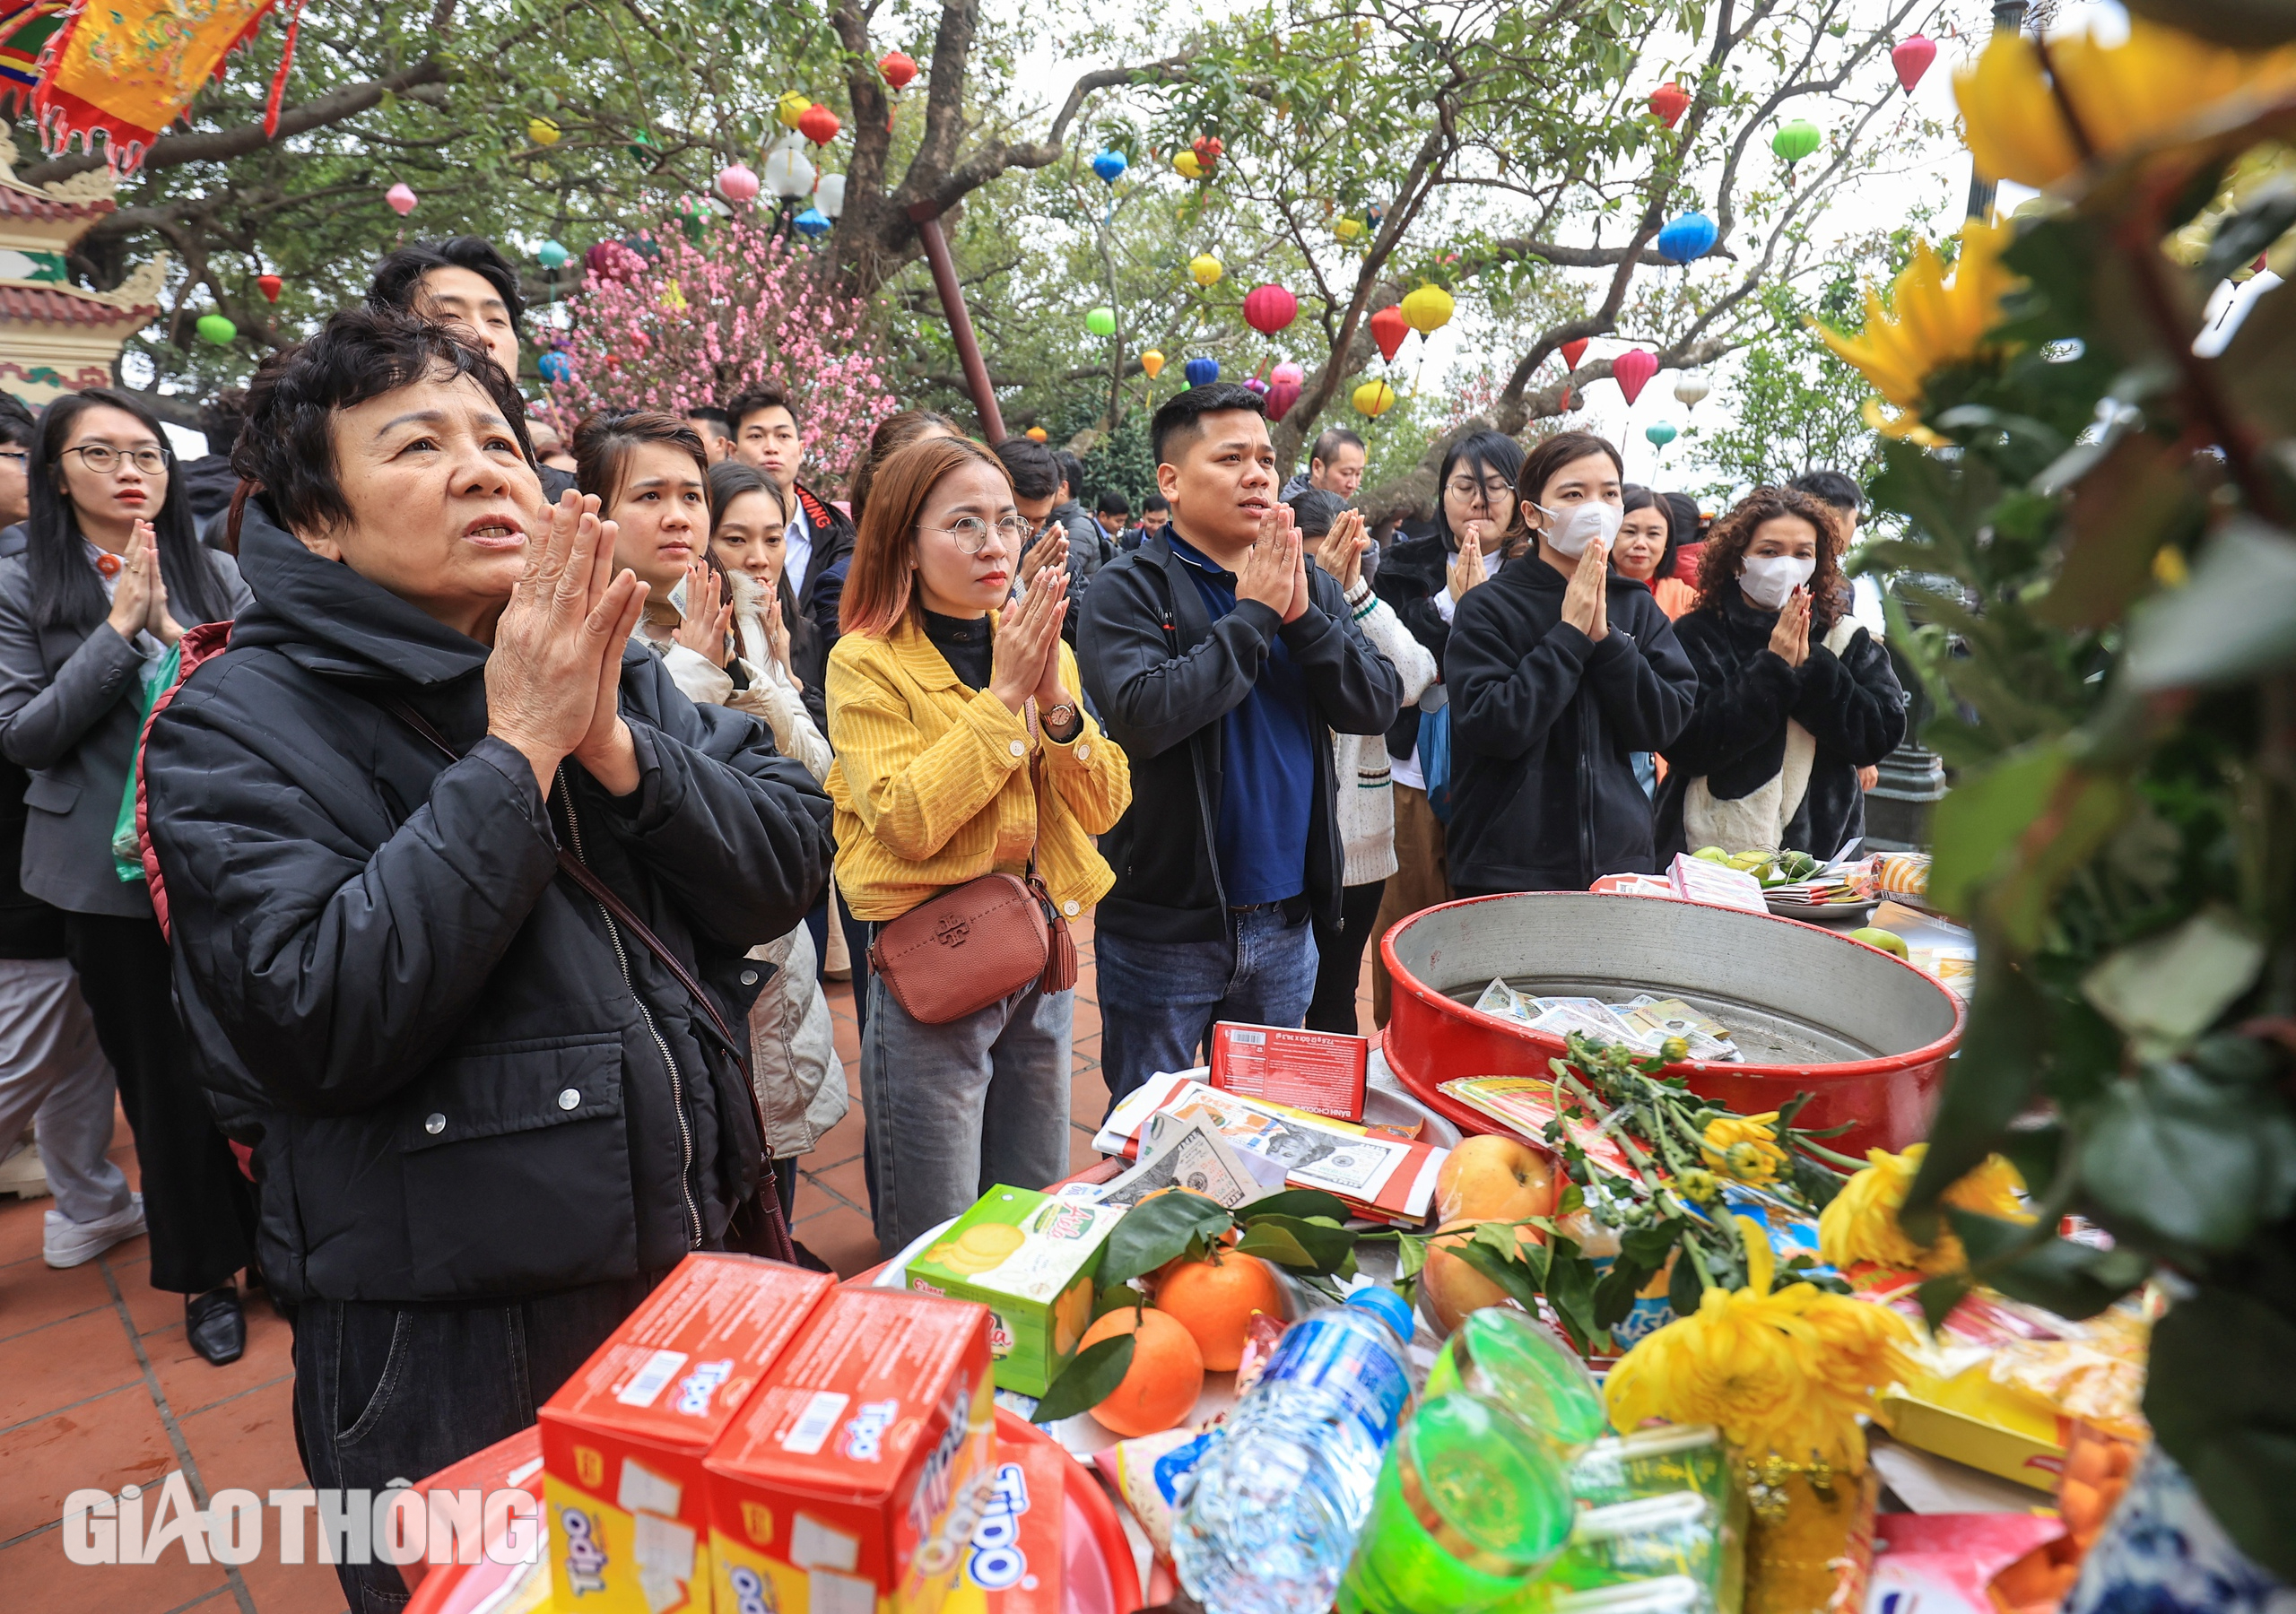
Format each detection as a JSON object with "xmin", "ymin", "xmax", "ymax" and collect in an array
[
  {"xmin": 293, "ymin": 1276, "xmax": 658, "ymax": 1612},
  {"xmin": 62, "ymin": 912, "xmax": 256, "ymax": 1295},
  {"xmin": 1305, "ymin": 880, "xmax": 1388, "ymax": 1036}
]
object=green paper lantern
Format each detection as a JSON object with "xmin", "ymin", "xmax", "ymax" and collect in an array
[
  {"xmin": 1645, "ymin": 422, "xmax": 1678, "ymax": 447},
  {"xmin": 195, "ymin": 313, "xmax": 238, "ymax": 347},
  {"xmin": 1771, "ymin": 118, "xmax": 1821, "ymax": 163},
  {"xmin": 1085, "ymin": 306, "xmax": 1118, "ymax": 337},
  {"xmin": 537, "ymin": 239, "xmax": 570, "ymax": 270}
]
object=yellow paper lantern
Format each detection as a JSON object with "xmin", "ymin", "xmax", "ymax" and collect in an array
[
  {"xmin": 1174, "ymin": 150, "xmax": 1205, "ymax": 180},
  {"xmin": 1140, "ymin": 350, "xmax": 1166, "ymax": 378},
  {"xmin": 660, "ymin": 278, "xmax": 688, "ymax": 313},
  {"xmin": 528, "ymin": 117, "xmax": 561, "ymax": 147},
  {"xmin": 1188, "ymin": 253, "xmax": 1223, "ymax": 288},
  {"xmin": 1025, "ymin": 426, "xmax": 1049, "ymax": 442},
  {"xmin": 1400, "ymin": 283, "xmax": 1455, "ymax": 335},
  {"xmin": 1352, "ymin": 379, "xmax": 1396, "ymax": 417},
  {"xmin": 1335, "ymin": 215, "xmax": 1365, "ymax": 242},
  {"xmin": 778, "ymin": 91, "xmax": 813, "ymax": 130}
]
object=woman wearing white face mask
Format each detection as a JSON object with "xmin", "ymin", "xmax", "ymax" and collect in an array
[
  {"xmin": 1656, "ymin": 487, "xmax": 1904, "ymax": 861},
  {"xmin": 1443, "ymin": 431, "xmax": 1700, "ymax": 895}
]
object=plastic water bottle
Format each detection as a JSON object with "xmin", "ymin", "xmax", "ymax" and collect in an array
[{"xmin": 1172, "ymin": 1287, "xmax": 1420, "ymax": 1614}]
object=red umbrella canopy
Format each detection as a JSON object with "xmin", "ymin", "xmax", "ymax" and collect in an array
[
  {"xmin": 1243, "ymin": 283, "xmax": 1299, "ymax": 336},
  {"xmin": 1369, "ymin": 305, "xmax": 1410, "ymax": 362}
]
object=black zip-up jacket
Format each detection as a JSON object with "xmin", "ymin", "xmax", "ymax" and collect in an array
[
  {"xmin": 1655, "ymin": 594, "xmax": 1904, "ymax": 860},
  {"xmin": 1370, "ymin": 524, "xmax": 1452, "ymax": 762},
  {"xmin": 1078, "ymin": 531, "xmax": 1404, "ymax": 944},
  {"xmin": 143, "ymin": 506, "xmax": 833, "ymax": 1304},
  {"xmin": 1443, "ymin": 554, "xmax": 1699, "ymax": 891}
]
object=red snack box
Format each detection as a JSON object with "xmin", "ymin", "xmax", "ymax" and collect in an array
[
  {"xmin": 706, "ymin": 1287, "xmax": 997, "ymax": 1614},
  {"xmin": 403, "ymin": 1425, "xmax": 544, "ymax": 1594},
  {"xmin": 943, "ymin": 1434, "xmax": 1065, "ymax": 1614},
  {"xmin": 540, "ymin": 1253, "xmax": 836, "ymax": 1614},
  {"xmin": 1207, "ymin": 1020, "xmax": 1369, "ymax": 1121}
]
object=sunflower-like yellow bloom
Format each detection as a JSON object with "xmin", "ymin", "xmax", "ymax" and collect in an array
[
  {"xmin": 1957, "ymin": 22, "xmax": 2296, "ymax": 191},
  {"xmin": 1605, "ymin": 1217, "xmax": 1916, "ymax": 1471},
  {"xmin": 1813, "ymin": 220, "xmax": 2021, "ymax": 425},
  {"xmin": 1700, "ymin": 1110, "xmax": 1788, "ymax": 1185},
  {"xmin": 1817, "ymin": 1141, "xmax": 2031, "ymax": 1277}
]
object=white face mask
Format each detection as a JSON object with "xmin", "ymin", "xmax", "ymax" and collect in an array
[
  {"xmin": 1740, "ymin": 553, "xmax": 1816, "ymax": 610},
  {"xmin": 1535, "ymin": 499, "xmax": 1622, "ymax": 559}
]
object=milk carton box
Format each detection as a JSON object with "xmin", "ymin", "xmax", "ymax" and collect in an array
[
  {"xmin": 539, "ymin": 1254, "xmax": 834, "ymax": 1614},
  {"xmin": 904, "ymin": 1185, "xmax": 1121, "ymax": 1395},
  {"xmin": 706, "ymin": 1288, "xmax": 996, "ymax": 1614}
]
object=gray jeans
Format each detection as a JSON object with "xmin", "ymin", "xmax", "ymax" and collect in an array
[
  {"xmin": 861, "ymin": 969, "xmax": 1074, "ymax": 1258},
  {"xmin": 0, "ymin": 957, "xmax": 130, "ymax": 1226}
]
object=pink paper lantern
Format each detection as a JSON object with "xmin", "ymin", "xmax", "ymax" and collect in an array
[
  {"xmin": 1267, "ymin": 361, "xmax": 1305, "ymax": 421},
  {"xmin": 385, "ymin": 182, "xmax": 418, "ymax": 217},
  {"xmin": 1892, "ymin": 35, "xmax": 1936, "ymax": 94},
  {"xmin": 717, "ymin": 163, "xmax": 761, "ymax": 204},
  {"xmin": 1613, "ymin": 347, "xmax": 1659, "ymax": 405},
  {"xmin": 1243, "ymin": 283, "xmax": 1300, "ymax": 336}
]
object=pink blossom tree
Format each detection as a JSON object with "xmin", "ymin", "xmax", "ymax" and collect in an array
[{"xmin": 544, "ymin": 203, "xmax": 899, "ymax": 490}]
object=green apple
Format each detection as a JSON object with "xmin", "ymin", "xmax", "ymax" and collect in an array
[{"xmin": 1850, "ymin": 926, "xmax": 1909, "ymax": 959}]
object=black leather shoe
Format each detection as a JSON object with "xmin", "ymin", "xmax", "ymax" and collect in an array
[{"xmin": 185, "ymin": 1287, "xmax": 245, "ymax": 1366}]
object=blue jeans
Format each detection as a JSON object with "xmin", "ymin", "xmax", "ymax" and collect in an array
[
  {"xmin": 1095, "ymin": 907, "xmax": 1319, "ymax": 1106},
  {"xmin": 861, "ymin": 972, "xmax": 1074, "ymax": 1258}
]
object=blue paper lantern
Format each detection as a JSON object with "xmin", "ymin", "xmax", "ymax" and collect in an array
[
  {"xmin": 538, "ymin": 351, "xmax": 573, "ymax": 385},
  {"xmin": 793, "ymin": 207, "xmax": 832, "ymax": 239},
  {"xmin": 536, "ymin": 239, "xmax": 570, "ymax": 270},
  {"xmin": 1091, "ymin": 149, "xmax": 1128, "ymax": 184},
  {"xmin": 1656, "ymin": 211, "xmax": 1718, "ymax": 265},
  {"xmin": 1184, "ymin": 356, "xmax": 1221, "ymax": 386}
]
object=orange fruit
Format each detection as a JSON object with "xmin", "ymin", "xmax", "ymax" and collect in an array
[
  {"xmin": 1155, "ymin": 1251, "xmax": 1286, "ymax": 1371},
  {"xmin": 1078, "ymin": 1306, "xmax": 1205, "ymax": 1436},
  {"xmin": 1420, "ymin": 1219, "xmax": 1543, "ymax": 1335}
]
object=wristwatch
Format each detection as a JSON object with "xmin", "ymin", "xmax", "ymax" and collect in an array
[{"xmin": 1042, "ymin": 702, "xmax": 1082, "ymax": 740}]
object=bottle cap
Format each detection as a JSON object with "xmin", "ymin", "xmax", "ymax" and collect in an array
[{"xmin": 1345, "ymin": 1286, "xmax": 1413, "ymax": 1340}]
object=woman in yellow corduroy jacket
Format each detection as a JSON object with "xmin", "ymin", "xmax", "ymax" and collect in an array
[{"xmin": 827, "ymin": 435, "xmax": 1130, "ymax": 1255}]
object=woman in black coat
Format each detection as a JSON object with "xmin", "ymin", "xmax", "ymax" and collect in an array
[{"xmin": 1656, "ymin": 486, "xmax": 1905, "ymax": 861}]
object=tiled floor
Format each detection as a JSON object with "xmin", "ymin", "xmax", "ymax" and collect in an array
[{"xmin": 0, "ymin": 920, "xmax": 1376, "ymax": 1612}]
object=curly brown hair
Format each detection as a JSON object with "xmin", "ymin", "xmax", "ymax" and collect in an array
[{"xmin": 1692, "ymin": 485, "xmax": 1849, "ymax": 631}]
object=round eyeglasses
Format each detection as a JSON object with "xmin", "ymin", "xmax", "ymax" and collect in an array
[
  {"xmin": 65, "ymin": 445, "xmax": 170, "ymax": 477},
  {"xmin": 919, "ymin": 515, "xmax": 1031, "ymax": 555}
]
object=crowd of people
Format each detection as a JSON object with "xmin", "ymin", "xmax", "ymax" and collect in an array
[{"xmin": 0, "ymin": 231, "xmax": 1906, "ymax": 1612}]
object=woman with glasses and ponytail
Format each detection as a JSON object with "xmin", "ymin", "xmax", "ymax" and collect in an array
[
  {"xmin": 0, "ymin": 388, "xmax": 257, "ymax": 1366},
  {"xmin": 828, "ymin": 435, "xmax": 1130, "ymax": 1255}
]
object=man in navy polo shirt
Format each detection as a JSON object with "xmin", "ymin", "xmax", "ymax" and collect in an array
[{"xmin": 1079, "ymin": 385, "xmax": 1403, "ymax": 1101}]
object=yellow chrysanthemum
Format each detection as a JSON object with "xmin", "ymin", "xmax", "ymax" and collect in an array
[
  {"xmin": 1605, "ymin": 1220, "xmax": 1915, "ymax": 1471},
  {"xmin": 1813, "ymin": 219, "xmax": 2021, "ymax": 420},
  {"xmin": 1817, "ymin": 1142, "xmax": 2031, "ymax": 1277},
  {"xmin": 1956, "ymin": 21, "xmax": 2296, "ymax": 191},
  {"xmin": 1700, "ymin": 1110, "xmax": 1788, "ymax": 1185}
]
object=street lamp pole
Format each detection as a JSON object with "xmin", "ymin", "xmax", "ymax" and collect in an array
[{"xmin": 1965, "ymin": 2, "xmax": 2032, "ymax": 221}]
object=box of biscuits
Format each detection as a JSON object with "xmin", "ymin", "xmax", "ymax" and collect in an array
[{"xmin": 903, "ymin": 1185, "xmax": 1124, "ymax": 1397}]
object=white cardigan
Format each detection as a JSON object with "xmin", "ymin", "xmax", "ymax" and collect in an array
[{"xmin": 1335, "ymin": 579, "xmax": 1439, "ymax": 887}]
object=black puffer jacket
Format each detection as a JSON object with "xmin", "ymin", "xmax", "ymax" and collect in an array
[
  {"xmin": 144, "ymin": 506, "xmax": 833, "ymax": 1305},
  {"xmin": 1655, "ymin": 594, "xmax": 1905, "ymax": 860},
  {"xmin": 1370, "ymin": 524, "xmax": 1453, "ymax": 761},
  {"xmin": 1443, "ymin": 554, "xmax": 1699, "ymax": 891},
  {"xmin": 1078, "ymin": 532, "xmax": 1403, "ymax": 944}
]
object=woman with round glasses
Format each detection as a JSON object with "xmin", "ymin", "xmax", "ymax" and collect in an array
[
  {"xmin": 827, "ymin": 435, "xmax": 1131, "ymax": 1255},
  {"xmin": 0, "ymin": 388, "xmax": 257, "ymax": 1366}
]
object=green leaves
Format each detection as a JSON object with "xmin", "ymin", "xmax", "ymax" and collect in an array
[
  {"xmin": 1031, "ymin": 1330, "xmax": 1136, "ymax": 1424},
  {"xmin": 2123, "ymin": 518, "xmax": 2296, "ymax": 693},
  {"xmin": 2145, "ymin": 1284, "xmax": 2296, "ymax": 1579},
  {"xmin": 2078, "ymin": 1060, "xmax": 2296, "ymax": 1255},
  {"xmin": 1944, "ymin": 1210, "xmax": 2151, "ymax": 1320},
  {"xmin": 2081, "ymin": 908, "xmax": 2266, "ymax": 1056},
  {"xmin": 1097, "ymin": 1190, "xmax": 1234, "ymax": 1289}
]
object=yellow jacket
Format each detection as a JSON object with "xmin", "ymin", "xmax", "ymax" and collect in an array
[{"xmin": 827, "ymin": 615, "xmax": 1131, "ymax": 923}]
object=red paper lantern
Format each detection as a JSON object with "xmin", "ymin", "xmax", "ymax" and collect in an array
[
  {"xmin": 1242, "ymin": 283, "xmax": 1299, "ymax": 336},
  {"xmin": 1369, "ymin": 305, "xmax": 1409, "ymax": 362},
  {"xmin": 798, "ymin": 103, "xmax": 842, "ymax": 146},
  {"xmin": 879, "ymin": 51, "xmax": 918, "ymax": 90},
  {"xmin": 1892, "ymin": 35, "xmax": 1936, "ymax": 94},
  {"xmin": 1558, "ymin": 386, "xmax": 1573, "ymax": 412},
  {"xmin": 1648, "ymin": 82, "xmax": 1691, "ymax": 128},
  {"xmin": 257, "ymin": 273, "xmax": 283, "ymax": 303},
  {"xmin": 1191, "ymin": 134, "xmax": 1222, "ymax": 173},
  {"xmin": 1560, "ymin": 338, "xmax": 1589, "ymax": 369},
  {"xmin": 1613, "ymin": 348, "xmax": 1659, "ymax": 405}
]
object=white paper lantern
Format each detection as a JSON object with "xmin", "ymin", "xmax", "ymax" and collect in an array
[
  {"xmin": 1674, "ymin": 372, "xmax": 1712, "ymax": 408},
  {"xmin": 814, "ymin": 172, "xmax": 847, "ymax": 220},
  {"xmin": 761, "ymin": 143, "xmax": 816, "ymax": 200}
]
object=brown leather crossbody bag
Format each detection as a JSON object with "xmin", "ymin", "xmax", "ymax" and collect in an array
[{"xmin": 868, "ymin": 705, "xmax": 1078, "ymax": 1025}]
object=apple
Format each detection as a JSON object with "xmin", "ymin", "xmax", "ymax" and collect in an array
[
  {"xmin": 1420, "ymin": 1219, "xmax": 1544, "ymax": 1334},
  {"xmin": 1850, "ymin": 926, "xmax": 1909, "ymax": 959},
  {"xmin": 1435, "ymin": 1133, "xmax": 1561, "ymax": 1225}
]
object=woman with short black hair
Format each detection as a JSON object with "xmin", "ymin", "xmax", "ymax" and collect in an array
[
  {"xmin": 0, "ymin": 387, "xmax": 256, "ymax": 1364},
  {"xmin": 1656, "ymin": 486, "xmax": 1904, "ymax": 860}
]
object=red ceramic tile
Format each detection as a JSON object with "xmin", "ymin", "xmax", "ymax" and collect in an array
[
  {"xmin": 0, "ymin": 1252, "xmax": 116, "ymax": 1344},
  {"xmin": 0, "ymin": 1306, "xmax": 144, "ymax": 1429},
  {"xmin": 0, "ymin": 1534, "xmax": 230, "ymax": 1614},
  {"xmin": 178, "ymin": 1387, "xmax": 353, "ymax": 1613},
  {"xmin": 799, "ymin": 1154, "xmax": 870, "ymax": 1214},
  {"xmin": 0, "ymin": 1383, "xmax": 174, "ymax": 1542},
  {"xmin": 103, "ymin": 1255, "xmax": 182, "ymax": 1341},
  {"xmin": 149, "ymin": 1300, "xmax": 294, "ymax": 1423},
  {"xmin": 0, "ymin": 1193, "xmax": 45, "ymax": 1266},
  {"xmin": 792, "ymin": 1203, "xmax": 880, "ymax": 1278}
]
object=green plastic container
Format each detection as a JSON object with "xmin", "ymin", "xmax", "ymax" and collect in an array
[
  {"xmin": 1337, "ymin": 1391, "xmax": 1575, "ymax": 1614},
  {"xmin": 1424, "ymin": 1308, "xmax": 1607, "ymax": 1455}
]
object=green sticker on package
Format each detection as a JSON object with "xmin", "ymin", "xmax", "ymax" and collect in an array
[{"xmin": 905, "ymin": 1184, "xmax": 1123, "ymax": 1396}]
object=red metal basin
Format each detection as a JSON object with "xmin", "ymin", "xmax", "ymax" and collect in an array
[{"xmin": 1379, "ymin": 892, "xmax": 1963, "ymax": 1157}]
